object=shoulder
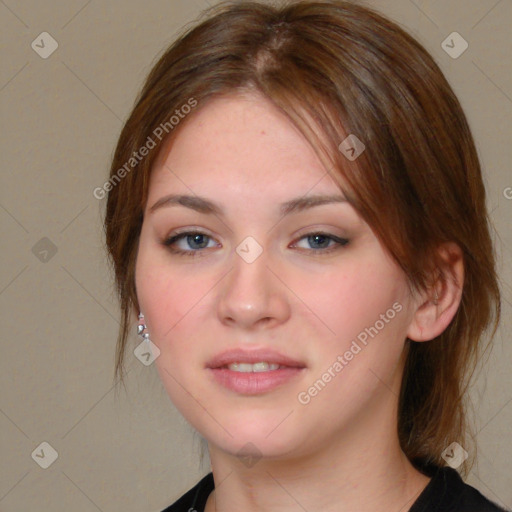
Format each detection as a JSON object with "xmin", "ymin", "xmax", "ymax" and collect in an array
[
  {"xmin": 410, "ymin": 466, "xmax": 509, "ymax": 512},
  {"xmin": 160, "ymin": 473, "xmax": 214, "ymax": 512}
]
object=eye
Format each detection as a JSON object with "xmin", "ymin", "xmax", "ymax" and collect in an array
[
  {"xmin": 292, "ymin": 232, "xmax": 349, "ymax": 254},
  {"xmin": 162, "ymin": 230, "xmax": 217, "ymax": 257},
  {"xmin": 161, "ymin": 230, "xmax": 349, "ymax": 258}
]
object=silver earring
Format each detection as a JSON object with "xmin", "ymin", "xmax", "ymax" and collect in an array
[{"xmin": 137, "ymin": 312, "xmax": 151, "ymax": 343}]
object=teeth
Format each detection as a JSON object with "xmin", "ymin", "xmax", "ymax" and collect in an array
[{"xmin": 227, "ymin": 362, "xmax": 281, "ymax": 372}]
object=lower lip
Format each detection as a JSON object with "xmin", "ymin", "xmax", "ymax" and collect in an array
[{"xmin": 208, "ymin": 367, "xmax": 305, "ymax": 394}]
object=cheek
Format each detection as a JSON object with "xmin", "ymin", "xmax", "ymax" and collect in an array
[
  {"xmin": 136, "ymin": 267, "xmax": 201, "ymax": 349},
  {"xmin": 135, "ymin": 239, "xmax": 215, "ymax": 364},
  {"xmin": 292, "ymin": 268, "xmax": 409, "ymax": 430},
  {"xmin": 294, "ymin": 255, "xmax": 412, "ymax": 414},
  {"xmin": 135, "ymin": 251, "xmax": 208, "ymax": 414},
  {"xmin": 298, "ymin": 256, "xmax": 409, "ymax": 351}
]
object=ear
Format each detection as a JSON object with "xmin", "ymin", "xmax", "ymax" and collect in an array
[{"xmin": 407, "ymin": 242, "xmax": 464, "ymax": 342}]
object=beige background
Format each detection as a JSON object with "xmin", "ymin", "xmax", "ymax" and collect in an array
[{"xmin": 1, "ymin": 0, "xmax": 511, "ymax": 510}]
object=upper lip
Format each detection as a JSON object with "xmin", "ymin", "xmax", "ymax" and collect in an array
[{"xmin": 206, "ymin": 348, "xmax": 306, "ymax": 369}]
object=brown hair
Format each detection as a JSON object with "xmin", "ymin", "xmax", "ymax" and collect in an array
[{"xmin": 104, "ymin": 0, "xmax": 500, "ymax": 474}]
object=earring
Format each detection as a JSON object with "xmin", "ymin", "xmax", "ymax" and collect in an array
[{"xmin": 137, "ymin": 312, "xmax": 151, "ymax": 343}]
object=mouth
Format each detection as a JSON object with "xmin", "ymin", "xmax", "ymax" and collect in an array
[{"xmin": 206, "ymin": 348, "xmax": 306, "ymax": 394}]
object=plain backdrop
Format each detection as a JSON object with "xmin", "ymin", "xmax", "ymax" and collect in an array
[{"xmin": 1, "ymin": 0, "xmax": 511, "ymax": 510}]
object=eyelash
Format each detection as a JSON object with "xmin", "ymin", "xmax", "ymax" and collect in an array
[{"xmin": 161, "ymin": 230, "xmax": 349, "ymax": 258}]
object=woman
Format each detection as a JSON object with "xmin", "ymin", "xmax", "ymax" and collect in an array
[{"xmin": 104, "ymin": 1, "xmax": 506, "ymax": 510}]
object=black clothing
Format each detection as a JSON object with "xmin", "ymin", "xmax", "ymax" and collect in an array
[
  {"xmin": 161, "ymin": 466, "xmax": 508, "ymax": 511},
  {"xmin": 408, "ymin": 466, "xmax": 508, "ymax": 512}
]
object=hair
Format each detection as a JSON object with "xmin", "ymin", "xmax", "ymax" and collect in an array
[{"xmin": 103, "ymin": 0, "xmax": 500, "ymax": 475}]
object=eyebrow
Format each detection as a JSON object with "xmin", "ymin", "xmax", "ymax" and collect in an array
[{"xmin": 149, "ymin": 193, "xmax": 348, "ymax": 217}]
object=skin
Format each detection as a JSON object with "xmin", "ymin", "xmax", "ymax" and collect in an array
[{"xmin": 135, "ymin": 91, "xmax": 464, "ymax": 512}]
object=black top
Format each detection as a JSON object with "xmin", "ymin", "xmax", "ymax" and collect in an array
[{"xmin": 161, "ymin": 466, "xmax": 509, "ymax": 512}]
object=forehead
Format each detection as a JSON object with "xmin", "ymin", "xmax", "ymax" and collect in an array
[{"xmin": 148, "ymin": 92, "xmax": 343, "ymax": 199}]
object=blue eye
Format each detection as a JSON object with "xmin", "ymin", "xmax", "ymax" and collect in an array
[
  {"xmin": 294, "ymin": 233, "xmax": 349, "ymax": 251},
  {"xmin": 162, "ymin": 230, "xmax": 349, "ymax": 258},
  {"xmin": 163, "ymin": 232, "xmax": 216, "ymax": 256}
]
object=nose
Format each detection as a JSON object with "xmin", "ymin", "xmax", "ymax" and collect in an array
[{"xmin": 217, "ymin": 244, "xmax": 291, "ymax": 332}]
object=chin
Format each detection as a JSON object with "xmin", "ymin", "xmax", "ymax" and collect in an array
[
  {"xmin": 196, "ymin": 411, "xmax": 309, "ymax": 460},
  {"xmin": 212, "ymin": 434, "xmax": 299, "ymax": 461}
]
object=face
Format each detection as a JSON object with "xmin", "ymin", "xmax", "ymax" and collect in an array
[{"xmin": 135, "ymin": 92, "xmax": 419, "ymax": 460}]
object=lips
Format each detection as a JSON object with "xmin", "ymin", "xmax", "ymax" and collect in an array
[
  {"xmin": 206, "ymin": 348, "xmax": 306, "ymax": 369},
  {"xmin": 206, "ymin": 348, "xmax": 307, "ymax": 394}
]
